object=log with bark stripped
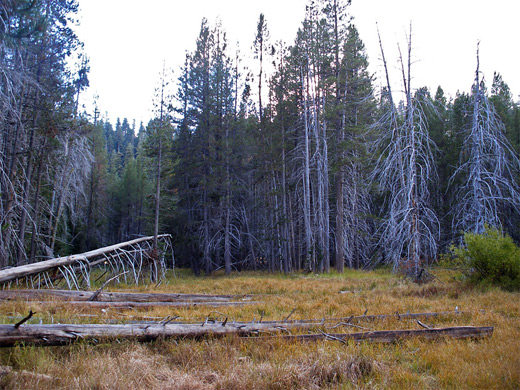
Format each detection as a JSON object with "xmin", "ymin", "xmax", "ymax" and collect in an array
[
  {"xmin": 16, "ymin": 300, "xmax": 257, "ymax": 309},
  {"xmin": 0, "ymin": 323, "xmax": 493, "ymax": 347},
  {"xmin": 0, "ymin": 289, "xmax": 247, "ymax": 303},
  {"xmin": 250, "ymin": 326, "xmax": 494, "ymax": 343},
  {"xmin": 0, "ymin": 322, "xmax": 306, "ymax": 347}
]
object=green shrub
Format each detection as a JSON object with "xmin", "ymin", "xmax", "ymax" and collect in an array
[{"xmin": 452, "ymin": 226, "xmax": 520, "ymax": 291}]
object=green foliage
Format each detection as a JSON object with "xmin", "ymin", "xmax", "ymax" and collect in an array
[{"xmin": 452, "ymin": 226, "xmax": 520, "ymax": 290}]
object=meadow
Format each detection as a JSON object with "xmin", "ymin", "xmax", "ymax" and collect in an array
[{"xmin": 0, "ymin": 268, "xmax": 518, "ymax": 389}]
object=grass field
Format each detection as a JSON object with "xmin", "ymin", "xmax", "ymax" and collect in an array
[{"xmin": 0, "ymin": 268, "xmax": 518, "ymax": 389}]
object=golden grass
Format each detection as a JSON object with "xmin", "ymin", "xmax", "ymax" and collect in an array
[{"xmin": 0, "ymin": 268, "xmax": 518, "ymax": 389}]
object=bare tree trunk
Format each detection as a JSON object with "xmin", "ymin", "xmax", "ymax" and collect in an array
[
  {"xmin": 153, "ymin": 139, "xmax": 162, "ymax": 250},
  {"xmin": 29, "ymin": 158, "xmax": 44, "ymax": 262},
  {"xmin": 322, "ymin": 116, "xmax": 330, "ymax": 273},
  {"xmin": 16, "ymin": 90, "xmax": 41, "ymax": 265},
  {"xmin": 302, "ymin": 68, "xmax": 313, "ymax": 272},
  {"xmin": 224, "ymin": 126, "xmax": 232, "ymax": 275}
]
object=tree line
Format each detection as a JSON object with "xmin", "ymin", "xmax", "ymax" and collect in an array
[{"xmin": 1, "ymin": 0, "xmax": 519, "ymax": 278}]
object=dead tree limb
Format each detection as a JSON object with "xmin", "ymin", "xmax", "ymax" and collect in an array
[
  {"xmin": 13, "ymin": 311, "xmax": 35, "ymax": 329},
  {"xmin": 88, "ymin": 272, "xmax": 129, "ymax": 302}
]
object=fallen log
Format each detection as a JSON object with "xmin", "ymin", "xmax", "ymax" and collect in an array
[
  {"xmin": 0, "ymin": 322, "xmax": 493, "ymax": 347},
  {"xmin": 22, "ymin": 300, "xmax": 257, "ymax": 309},
  {"xmin": 260, "ymin": 310, "xmax": 462, "ymax": 325},
  {"xmin": 0, "ymin": 234, "xmax": 172, "ymax": 285},
  {"xmin": 0, "ymin": 321, "xmax": 310, "ymax": 347},
  {"xmin": 248, "ymin": 326, "xmax": 494, "ymax": 344},
  {"xmin": 0, "ymin": 289, "xmax": 247, "ymax": 303},
  {"xmin": 257, "ymin": 311, "xmax": 461, "ymax": 325}
]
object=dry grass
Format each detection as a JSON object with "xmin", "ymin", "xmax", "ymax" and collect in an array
[{"xmin": 0, "ymin": 268, "xmax": 518, "ymax": 389}]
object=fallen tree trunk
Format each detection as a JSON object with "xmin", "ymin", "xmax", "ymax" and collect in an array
[
  {"xmin": 249, "ymin": 326, "xmax": 494, "ymax": 344},
  {"xmin": 0, "ymin": 234, "xmax": 172, "ymax": 285},
  {"xmin": 261, "ymin": 310, "xmax": 462, "ymax": 325},
  {"xmin": 0, "ymin": 289, "xmax": 247, "ymax": 303},
  {"xmin": 0, "ymin": 321, "xmax": 311, "ymax": 347},
  {"xmin": 0, "ymin": 323, "xmax": 492, "ymax": 347},
  {"xmin": 21, "ymin": 300, "xmax": 257, "ymax": 309}
]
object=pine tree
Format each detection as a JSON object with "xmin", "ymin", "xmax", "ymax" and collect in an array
[{"xmin": 338, "ymin": 24, "xmax": 376, "ymax": 269}]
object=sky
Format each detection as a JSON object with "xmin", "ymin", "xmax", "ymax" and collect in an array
[{"xmin": 74, "ymin": 0, "xmax": 519, "ymax": 126}]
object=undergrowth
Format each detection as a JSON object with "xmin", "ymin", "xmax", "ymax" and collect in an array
[{"xmin": 450, "ymin": 226, "xmax": 520, "ymax": 291}]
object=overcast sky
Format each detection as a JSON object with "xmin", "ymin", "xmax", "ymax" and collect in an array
[{"xmin": 74, "ymin": 0, "xmax": 519, "ymax": 126}]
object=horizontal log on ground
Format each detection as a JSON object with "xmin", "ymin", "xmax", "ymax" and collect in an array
[
  {"xmin": 10, "ymin": 300, "xmax": 258, "ymax": 309},
  {"xmin": 0, "ymin": 289, "xmax": 247, "ymax": 303},
  {"xmin": 0, "ymin": 323, "xmax": 492, "ymax": 347},
  {"xmin": 0, "ymin": 321, "xmax": 315, "ymax": 347},
  {"xmin": 260, "ymin": 311, "xmax": 462, "ymax": 325},
  {"xmin": 248, "ymin": 326, "xmax": 494, "ymax": 343},
  {"xmin": 0, "ymin": 234, "xmax": 171, "ymax": 284}
]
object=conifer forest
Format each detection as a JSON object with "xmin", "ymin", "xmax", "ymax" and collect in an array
[{"xmin": 2, "ymin": 0, "xmax": 520, "ymax": 279}]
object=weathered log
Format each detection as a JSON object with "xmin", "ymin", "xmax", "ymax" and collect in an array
[
  {"xmin": 0, "ymin": 234, "xmax": 172, "ymax": 284},
  {"xmin": 0, "ymin": 321, "xmax": 309, "ymax": 347},
  {"xmin": 0, "ymin": 323, "xmax": 493, "ymax": 347},
  {"xmin": 259, "ymin": 310, "xmax": 462, "ymax": 325},
  {"xmin": 247, "ymin": 326, "xmax": 494, "ymax": 343},
  {"xmin": 0, "ymin": 289, "xmax": 247, "ymax": 303},
  {"xmin": 23, "ymin": 300, "xmax": 257, "ymax": 309}
]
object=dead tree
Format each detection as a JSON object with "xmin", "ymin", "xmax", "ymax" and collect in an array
[
  {"xmin": 0, "ymin": 234, "xmax": 173, "ymax": 288},
  {"xmin": 372, "ymin": 26, "xmax": 439, "ymax": 277},
  {"xmin": 450, "ymin": 45, "xmax": 520, "ymax": 235}
]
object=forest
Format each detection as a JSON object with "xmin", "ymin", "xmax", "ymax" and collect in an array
[{"xmin": 1, "ymin": 0, "xmax": 520, "ymax": 279}]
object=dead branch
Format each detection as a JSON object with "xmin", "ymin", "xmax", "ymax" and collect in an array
[
  {"xmin": 417, "ymin": 320, "xmax": 432, "ymax": 330},
  {"xmin": 283, "ymin": 308, "xmax": 297, "ymax": 322},
  {"xmin": 14, "ymin": 311, "xmax": 36, "ymax": 329},
  {"xmin": 317, "ymin": 329, "xmax": 346, "ymax": 344},
  {"xmin": 88, "ymin": 272, "xmax": 129, "ymax": 301},
  {"xmin": 327, "ymin": 322, "xmax": 371, "ymax": 331}
]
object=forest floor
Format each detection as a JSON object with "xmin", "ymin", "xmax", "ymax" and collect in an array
[{"xmin": 0, "ymin": 268, "xmax": 518, "ymax": 389}]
